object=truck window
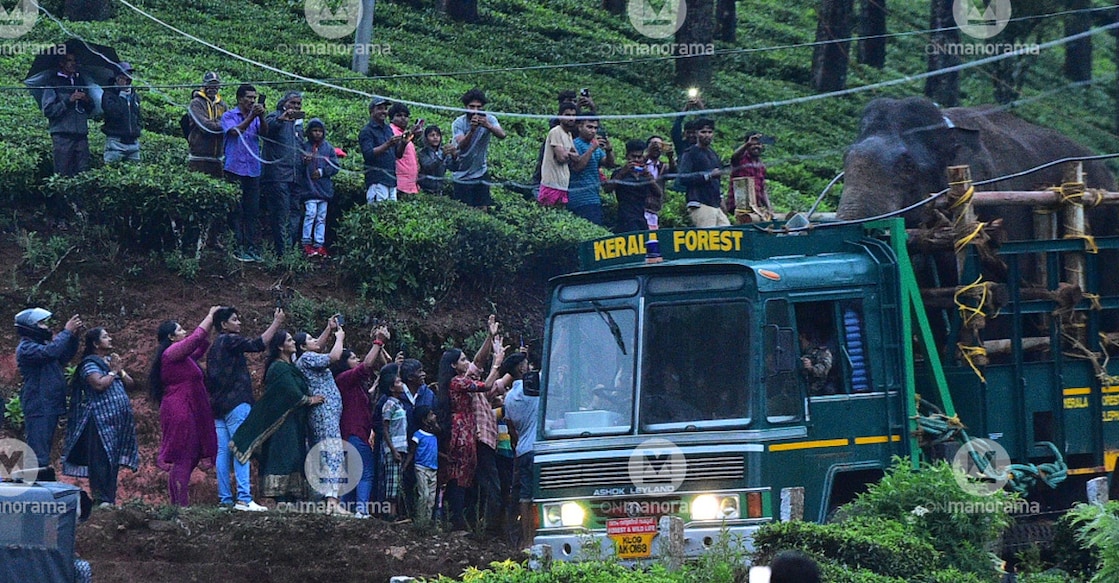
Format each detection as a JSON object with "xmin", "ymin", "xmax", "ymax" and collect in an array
[
  {"xmin": 640, "ymin": 301, "xmax": 751, "ymax": 430},
  {"xmin": 765, "ymin": 299, "xmax": 802, "ymax": 422},
  {"xmin": 543, "ymin": 308, "xmax": 636, "ymax": 437}
]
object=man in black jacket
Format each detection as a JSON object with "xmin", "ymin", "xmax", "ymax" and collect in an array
[{"xmin": 101, "ymin": 62, "xmax": 141, "ymax": 163}]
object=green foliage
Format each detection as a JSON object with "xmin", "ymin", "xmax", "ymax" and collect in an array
[
  {"xmin": 336, "ymin": 192, "xmax": 608, "ymax": 304},
  {"xmin": 1066, "ymin": 501, "xmax": 1119, "ymax": 583},
  {"xmin": 431, "ymin": 558, "xmax": 687, "ymax": 583},
  {"xmin": 40, "ymin": 161, "xmax": 238, "ymax": 252},
  {"xmin": 3, "ymin": 394, "xmax": 24, "ymax": 431},
  {"xmin": 18, "ymin": 230, "xmax": 73, "ymax": 271},
  {"xmin": 841, "ymin": 458, "xmax": 1015, "ymax": 575},
  {"xmin": 752, "ymin": 517, "xmax": 941, "ymax": 579}
]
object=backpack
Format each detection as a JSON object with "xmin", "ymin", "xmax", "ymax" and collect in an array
[{"xmin": 180, "ymin": 113, "xmax": 193, "ymax": 139}]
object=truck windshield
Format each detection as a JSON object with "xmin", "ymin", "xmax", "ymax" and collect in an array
[
  {"xmin": 640, "ymin": 301, "xmax": 752, "ymax": 430},
  {"xmin": 544, "ymin": 308, "xmax": 636, "ymax": 437}
]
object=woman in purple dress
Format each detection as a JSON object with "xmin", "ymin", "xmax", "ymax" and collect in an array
[{"xmin": 148, "ymin": 306, "xmax": 220, "ymax": 506}]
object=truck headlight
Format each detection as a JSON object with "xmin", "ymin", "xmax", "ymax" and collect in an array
[
  {"xmin": 691, "ymin": 494, "xmax": 740, "ymax": 521},
  {"xmin": 542, "ymin": 502, "xmax": 586, "ymax": 528}
]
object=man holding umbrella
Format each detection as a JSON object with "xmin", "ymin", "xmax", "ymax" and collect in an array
[{"xmin": 40, "ymin": 52, "xmax": 91, "ymax": 176}]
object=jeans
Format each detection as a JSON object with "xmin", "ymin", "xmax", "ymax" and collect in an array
[
  {"xmin": 226, "ymin": 172, "xmax": 261, "ymax": 254},
  {"xmin": 24, "ymin": 414, "xmax": 60, "ymax": 474},
  {"xmin": 263, "ymin": 180, "xmax": 299, "ymax": 256},
  {"xmin": 366, "ymin": 183, "xmax": 397, "ymax": 203},
  {"xmin": 342, "ymin": 435, "xmax": 375, "ymax": 515},
  {"xmin": 214, "ymin": 403, "xmax": 252, "ymax": 505},
  {"xmin": 103, "ymin": 136, "xmax": 141, "ymax": 163},
  {"xmin": 302, "ymin": 200, "xmax": 328, "ymax": 247}
]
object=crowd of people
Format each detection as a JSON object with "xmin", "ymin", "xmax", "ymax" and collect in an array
[
  {"xmin": 38, "ymin": 51, "xmax": 776, "ymax": 259},
  {"xmin": 13, "ymin": 306, "xmax": 540, "ymax": 542}
]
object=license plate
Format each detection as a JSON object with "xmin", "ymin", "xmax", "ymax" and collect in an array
[{"xmin": 606, "ymin": 517, "xmax": 657, "ymax": 559}]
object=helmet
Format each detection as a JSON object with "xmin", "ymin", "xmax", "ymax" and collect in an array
[
  {"xmin": 15, "ymin": 308, "xmax": 51, "ymax": 328},
  {"xmin": 15, "ymin": 308, "xmax": 52, "ymax": 341}
]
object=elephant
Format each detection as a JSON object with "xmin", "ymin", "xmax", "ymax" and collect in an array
[
  {"xmin": 837, "ymin": 96, "xmax": 1116, "ymax": 229},
  {"xmin": 837, "ymin": 96, "xmax": 1119, "ymax": 345}
]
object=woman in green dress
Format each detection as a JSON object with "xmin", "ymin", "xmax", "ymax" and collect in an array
[{"xmin": 230, "ymin": 331, "xmax": 323, "ymax": 503}]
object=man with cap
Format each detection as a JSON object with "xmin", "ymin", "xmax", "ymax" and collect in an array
[
  {"xmin": 222, "ymin": 84, "xmax": 269, "ymax": 262},
  {"xmin": 15, "ymin": 308, "xmax": 82, "ymax": 474},
  {"xmin": 358, "ymin": 96, "xmax": 405, "ymax": 203},
  {"xmin": 187, "ymin": 72, "xmax": 228, "ymax": 177},
  {"xmin": 101, "ymin": 62, "xmax": 142, "ymax": 164}
]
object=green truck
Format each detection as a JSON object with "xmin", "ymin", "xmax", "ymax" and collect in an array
[{"xmin": 530, "ymin": 218, "xmax": 1119, "ymax": 560}]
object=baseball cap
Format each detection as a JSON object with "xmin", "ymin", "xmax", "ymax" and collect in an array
[
  {"xmin": 369, "ymin": 96, "xmax": 391, "ymax": 108},
  {"xmin": 202, "ymin": 71, "xmax": 221, "ymax": 85},
  {"xmin": 117, "ymin": 61, "xmax": 134, "ymax": 75}
]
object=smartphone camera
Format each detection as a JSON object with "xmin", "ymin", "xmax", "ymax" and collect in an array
[
  {"xmin": 334, "ymin": 313, "xmax": 346, "ymax": 328},
  {"xmin": 579, "ymin": 87, "xmax": 590, "ymax": 98}
]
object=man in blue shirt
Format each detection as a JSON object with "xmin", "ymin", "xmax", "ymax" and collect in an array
[
  {"xmin": 358, "ymin": 97, "xmax": 405, "ymax": 203},
  {"xmin": 451, "ymin": 88, "xmax": 506, "ymax": 211},
  {"xmin": 678, "ymin": 118, "xmax": 729, "ymax": 227},
  {"xmin": 222, "ymin": 84, "xmax": 269, "ymax": 261},
  {"xmin": 568, "ymin": 118, "xmax": 615, "ymax": 225}
]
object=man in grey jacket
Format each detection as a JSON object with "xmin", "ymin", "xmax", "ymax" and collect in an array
[
  {"xmin": 41, "ymin": 52, "xmax": 91, "ymax": 177},
  {"xmin": 261, "ymin": 91, "xmax": 304, "ymax": 257},
  {"xmin": 15, "ymin": 308, "xmax": 82, "ymax": 476}
]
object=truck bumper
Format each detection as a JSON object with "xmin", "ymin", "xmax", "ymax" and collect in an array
[{"xmin": 535, "ymin": 522, "xmax": 763, "ymax": 561}]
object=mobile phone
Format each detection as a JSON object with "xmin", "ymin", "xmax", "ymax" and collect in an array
[
  {"xmin": 259, "ymin": 94, "xmax": 266, "ymax": 107},
  {"xmin": 580, "ymin": 88, "xmax": 590, "ymax": 98},
  {"xmin": 334, "ymin": 313, "xmax": 345, "ymax": 327},
  {"xmin": 291, "ymin": 110, "xmax": 306, "ymax": 119}
]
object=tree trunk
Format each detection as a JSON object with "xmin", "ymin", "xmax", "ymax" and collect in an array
[
  {"xmin": 603, "ymin": 0, "xmax": 625, "ymax": 16},
  {"xmin": 64, "ymin": 0, "xmax": 112, "ymax": 21},
  {"xmin": 352, "ymin": 0, "xmax": 376, "ymax": 74},
  {"xmin": 857, "ymin": 0, "xmax": 886, "ymax": 68},
  {"xmin": 924, "ymin": 0, "xmax": 959, "ymax": 106},
  {"xmin": 445, "ymin": 0, "xmax": 478, "ymax": 22},
  {"xmin": 811, "ymin": 0, "xmax": 854, "ymax": 92},
  {"xmin": 1063, "ymin": 0, "xmax": 1092, "ymax": 82},
  {"xmin": 675, "ymin": 0, "xmax": 715, "ymax": 88},
  {"xmin": 716, "ymin": 0, "xmax": 736, "ymax": 43}
]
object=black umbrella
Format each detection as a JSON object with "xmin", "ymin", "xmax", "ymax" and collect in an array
[{"xmin": 24, "ymin": 39, "xmax": 122, "ymax": 115}]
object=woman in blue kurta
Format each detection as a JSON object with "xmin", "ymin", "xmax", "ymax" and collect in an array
[
  {"xmin": 293, "ymin": 316, "xmax": 347, "ymax": 514},
  {"xmin": 62, "ymin": 327, "xmax": 139, "ymax": 506}
]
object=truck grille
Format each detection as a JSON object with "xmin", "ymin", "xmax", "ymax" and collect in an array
[{"xmin": 538, "ymin": 454, "xmax": 745, "ymax": 490}]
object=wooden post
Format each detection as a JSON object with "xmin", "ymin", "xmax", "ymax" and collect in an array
[
  {"xmin": 1061, "ymin": 162, "xmax": 1089, "ymax": 290},
  {"xmin": 1060, "ymin": 162, "xmax": 1088, "ymax": 345},
  {"xmin": 1033, "ymin": 207, "xmax": 1057, "ymax": 286},
  {"xmin": 947, "ymin": 166, "xmax": 988, "ymax": 372},
  {"xmin": 656, "ymin": 516, "xmax": 685, "ymax": 571}
]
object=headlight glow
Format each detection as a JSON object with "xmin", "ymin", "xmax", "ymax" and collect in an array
[
  {"xmin": 560, "ymin": 502, "xmax": 586, "ymax": 527},
  {"xmin": 691, "ymin": 494, "xmax": 741, "ymax": 521}
]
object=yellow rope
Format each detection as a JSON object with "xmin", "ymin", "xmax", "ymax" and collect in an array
[
  {"xmin": 957, "ymin": 343, "xmax": 988, "ymax": 383},
  {"xmin": 954, "ymin": 221, "xmax": 987, "ymax": 254},
  {"xmin": 1051, "ymin": 181, "xmax": 1088, "ymax": 206},
  {"xmin": 1064, "ymin": 233, "xmax": 1099, "ymax": 253},
  {"xmin": 949, "ymin": 185, "xmax": 975, "ymax": 209},
  {"xmin": 954, "ymin": 276, "xmax": 989, "ymax": 328},
  {"xmin": 1084, "ymin": 293, "xmax": 1103, "ymax": 311}
]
